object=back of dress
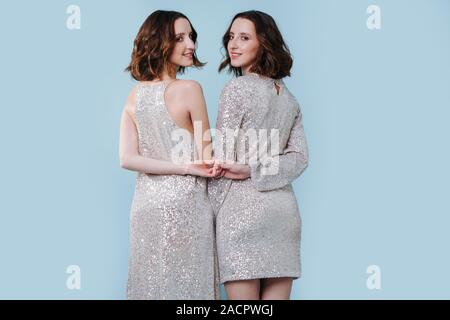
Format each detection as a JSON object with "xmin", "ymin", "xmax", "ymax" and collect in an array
[
  {"xmin": 237, "ymin": 74, "xmax": 302, "ymax": 169},
  {"xmin": 208, "ymin": 73, "xmax": 309, "ymax": 284},
  {"xmin": 135, "ymin": 81, "xmax": 189, "ymax": 161},
  {"xmin": 126, "ymin": 81, "xmax": 219, "ymax": 300},
  {"xmin": 209, "ymin": 73, "xmax": 308, "ymax": 211},
  {"xmin": 133, "ymin": 81, "xmax": 199, "ymax": 204}
]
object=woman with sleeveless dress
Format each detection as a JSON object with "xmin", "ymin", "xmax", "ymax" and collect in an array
[
  {"xmin": 208, "ymin": 11, "xmax": 309, "ymax": 300},
  {"xmin": 119, "ymin": 10, "xmax": 220, "ymax": 300}
]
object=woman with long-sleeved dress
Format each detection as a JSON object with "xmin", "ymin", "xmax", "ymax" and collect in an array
[{"xmin": 208, "ymin": 10, "xmax": 309, "ymax": 300}]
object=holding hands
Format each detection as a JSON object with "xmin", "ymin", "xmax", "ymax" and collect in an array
[
  {"xmin": 185, "ymin": 160, "xmax": 250, "ymax": 179},
  {"xmin": 210, "ymin": 159, "xmax": 251, "ymax": 180}
]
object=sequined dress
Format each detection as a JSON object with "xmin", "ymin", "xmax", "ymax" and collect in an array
[
  {"xmin": 208, "ymin": 73, "xmax": 309, "ymax": 283},
  {"xmin": 126, "ymin": 81, "xmax": 219, "ymax": 299}
]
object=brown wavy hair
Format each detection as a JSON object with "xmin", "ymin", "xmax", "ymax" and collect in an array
[
  {"xmin": 125, "ymin": 10, "xmax": 204, "ymax": 81},
  {"xmin": 218, "ymin": 10, "xmax": 293, "ymax": 79}
]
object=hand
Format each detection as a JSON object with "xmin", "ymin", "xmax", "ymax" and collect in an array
[
  {"xmin": 202, "ymin": 159, "xmax": 225, "ymax": 177},
  {"xmin": 185, "ymin": 161, "xmax": 223, "ymax": 178},
  {"xmin": 215, "ymin": 160, "xmax": 251, "ymax": 180}
]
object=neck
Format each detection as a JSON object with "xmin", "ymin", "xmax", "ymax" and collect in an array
[
  {"xmin": 242, "ymin": 64, "xmax": 255, "ymax": 76},
  {"xmin": 159, "ymin": 67, "xmax": 178, "ymax": 81},
  {"xmin": 158, "ymin": 73, "xmax": 175, "ymax": 81}
]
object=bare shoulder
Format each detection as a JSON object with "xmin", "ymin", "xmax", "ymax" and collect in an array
[
  {"xmin": 166, "ymin": 79, "xmax": 203, "ymax": 96},
  {"xmin": 123, "ymin": 84, "xmax": 139, "ymax": 117},
  {"xmin": 165, "ymin": 79, "xmax": 204, "ymax": 107}
]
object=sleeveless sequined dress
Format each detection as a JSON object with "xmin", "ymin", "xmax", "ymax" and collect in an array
[{"xmin": 126, "ymin": 81, "xmax": 219, "ymax": 300}]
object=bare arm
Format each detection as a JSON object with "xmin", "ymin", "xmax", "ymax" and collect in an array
[
  {"xmin": 119, "ymin": 85, "xmax": 213, "ymax": 176},
  {"xmin": 119, "ymin": 108, "xmax": 187, "ymax": 174}
]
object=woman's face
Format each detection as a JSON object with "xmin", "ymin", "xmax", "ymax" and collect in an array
[
  {"xmin": 227, "ymin": 18, "xmax": 260, "ymax": 74},
  {"xmin": 169, "ymin": 18, "xmax": 195, "ymax": 68}
]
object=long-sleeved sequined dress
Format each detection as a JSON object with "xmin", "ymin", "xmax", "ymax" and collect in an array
[
  {"xmin": 208, "ymin": 73, "xmax": 309, "ymax": 284},
  {"xmin": 126, "ymin": 81, "xmax": 219, "ymax": 299}
]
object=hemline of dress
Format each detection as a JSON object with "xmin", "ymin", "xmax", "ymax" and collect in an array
[{"xmin": 220, "ymin": 272, "xmax": 301, "ymax": 284}]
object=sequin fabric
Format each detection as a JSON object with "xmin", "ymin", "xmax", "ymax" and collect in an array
[
  {"xmin": 208, "ymin": 73, "xmax": 309, "ymax": 283},
  {"xmin": 126, "ymin": 81, "xmax": 219, "ymax": 300}
]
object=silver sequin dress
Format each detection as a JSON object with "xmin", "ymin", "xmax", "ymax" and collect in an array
[
  {"xmin": 126, "ymin": 81, "xmax": 219, "ymax": 299},
  {"xmin": 208, "ymin": 73, "xmax": 309, "ymax": 284}
]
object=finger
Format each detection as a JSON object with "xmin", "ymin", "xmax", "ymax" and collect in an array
[
  {"xmin": 205, "ymin": 169, "xmax": 215, "ymax": 177},
  {"xmin": 212, "ymin": 168, "xmax": 221, "ymax": 177},
  {"xmin": 220, "ymin": 163, "xmax": 232, "ymax": 169},
  {"xmin": 211, "ymin": 168, "xmax": 223, "ymax": 178}
]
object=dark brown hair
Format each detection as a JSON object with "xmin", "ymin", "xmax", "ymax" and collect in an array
[
  {"xmin": 125, "ymin": 10, "xmax": 204, "ymax": 81},
  {"xmin": 218, "ymin": 10, "xmax": 293, "ymax": 79}
]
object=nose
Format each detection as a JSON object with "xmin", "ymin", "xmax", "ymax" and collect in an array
[
  {"xmin": 186, "ymin": 37, "xmax": 195, "ymax": 50},
  {"xmin": 229, "ymin": 37, "xmax": 238, "ymax": 50}
]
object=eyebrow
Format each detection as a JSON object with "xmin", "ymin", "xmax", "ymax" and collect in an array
[
  {"xmin": 229, "ymin": 32, "xmax": 251, "ymax": 36},
  {"xmin": 175, "ymin": 32, "xmax": 192, "ymax": 36}
]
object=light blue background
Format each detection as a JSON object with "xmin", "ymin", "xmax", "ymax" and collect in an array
[{"xmin": 0, "ymin": 0, "xmax": 449, "ymax": 299}]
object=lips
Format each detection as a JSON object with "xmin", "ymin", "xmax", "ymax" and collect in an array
[
  {"xmin": 183, "ymin": 52, "xmax": 193, "ymax": 58},
  {"xmin": 230, "ymin": 52, "xmax": 242, "ymax": 59}
]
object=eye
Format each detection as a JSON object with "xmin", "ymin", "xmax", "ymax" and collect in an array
[
  {"xmin": 229, "ymin": 34, "xmax": 234, "ymax": 40},
  {"xmin": 176, "ymin": 36, "xmax": 183, "ymax": 42},
  {"xmin": 189, "ymin": 33, "xmax": 194, "ymax": 39},
  {"xmin": 241, "ymin": 36, "xmax": 249, "ymax": 41}
]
